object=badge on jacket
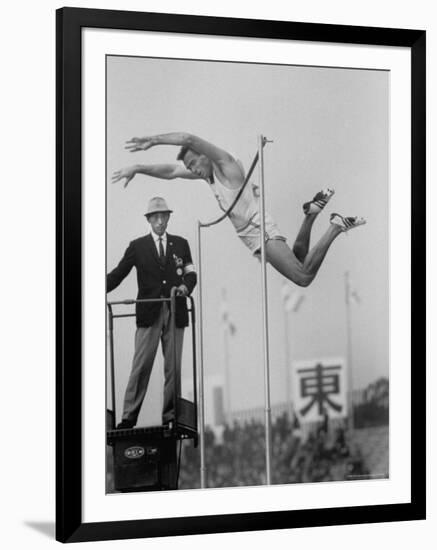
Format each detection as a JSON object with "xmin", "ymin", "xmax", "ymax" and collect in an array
[{"xmin": 173, "ymin": 254, "xmax": 184, "ymax": 276}]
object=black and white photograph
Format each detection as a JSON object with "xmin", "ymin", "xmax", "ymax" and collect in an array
[
  {"xmin": 52, "ymin": 5, "xmax": 426, "ymax": 544},
  {"xmin": 105, "ymin": 55, "xmax": 389, "ymax": 493},
  {"xmin": 2, "ymin": 0, "xmax": 434, "ymax": 547}
]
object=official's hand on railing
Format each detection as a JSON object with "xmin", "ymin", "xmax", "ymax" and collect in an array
[{"xmin": 175, "ymin": 284, "xmax": 189, "ymax": 297}]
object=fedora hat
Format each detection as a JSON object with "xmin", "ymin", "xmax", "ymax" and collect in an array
[{"xmin": 144, "ymin": 197, "xmax": 173, "ymax": 217}]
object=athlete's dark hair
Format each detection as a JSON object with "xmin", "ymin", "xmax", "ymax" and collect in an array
[
  {"xmin": 176, "ymin": 145, "xmax": 193, "ymax": 162},
  {"xmin": 176, "ymin": 146, "xmax": 214, "ymax": 183}
]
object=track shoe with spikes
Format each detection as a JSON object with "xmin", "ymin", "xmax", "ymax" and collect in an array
[
  {"xmin": 303, "ymin": 188, "xmax": 335, "ymax": 215},
  {"xmin": 330, "ymin": 213, "xmax": 366, "ymax": 232}
]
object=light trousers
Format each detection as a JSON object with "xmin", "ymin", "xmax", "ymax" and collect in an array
[{"xmin": 121, "ymin": 304, "xmax": 184, "ymax": 425}]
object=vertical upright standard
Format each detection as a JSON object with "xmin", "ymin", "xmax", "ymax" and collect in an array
[
  {"xmin": 196, "ymin": 222, "xmax": 207, "ymax": 489},
  {"xmin": 257, "ymin": 134, "xmax": 272, "ymax": 484}
]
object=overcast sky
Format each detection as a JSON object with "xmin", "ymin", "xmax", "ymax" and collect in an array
[{"xmin": 106, "ymin": 55, "xmax": 389, "ymax": 427}]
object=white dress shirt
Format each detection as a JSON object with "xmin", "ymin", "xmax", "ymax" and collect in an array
[{"xmin": 150, "ymin": 231, "xmax": 167, "ymax": 256}]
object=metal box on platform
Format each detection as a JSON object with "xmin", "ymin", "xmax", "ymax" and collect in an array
[{"xmin": 108, "ymin": 427, "xmax": 177, "ymax": 492}]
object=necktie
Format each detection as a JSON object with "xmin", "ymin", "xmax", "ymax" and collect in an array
[{"xmin": 158, "ymin": 237, "xmax": 165, "ymax": 265}]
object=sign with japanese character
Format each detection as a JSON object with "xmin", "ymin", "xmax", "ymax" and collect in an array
[{"xmin": 292, "ymin": 358, "xmax": 347, "ymax": 423}]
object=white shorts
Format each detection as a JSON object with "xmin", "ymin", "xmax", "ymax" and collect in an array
[{"xmin": 235, "ymin": 210, "xmax": 286, "ymax": 256}]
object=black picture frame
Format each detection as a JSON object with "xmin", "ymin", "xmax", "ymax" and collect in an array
[{"xmin": 56, "ymin": 7, "xmax": 426, "ymax": 543}]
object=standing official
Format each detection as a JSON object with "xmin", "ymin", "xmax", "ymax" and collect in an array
[{"xmin": 107, "ymin": 197, "xmax": 197, "ymax": 428}]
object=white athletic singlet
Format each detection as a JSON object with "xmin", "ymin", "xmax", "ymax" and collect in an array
[
  {"xmin": 209, "ymin": 159, "xmax": 286, "ymax": 255},
  {"xmin": 209, "ymin": 160, "xmax": 258, "ymax": 233}
]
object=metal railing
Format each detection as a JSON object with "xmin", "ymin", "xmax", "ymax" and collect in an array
[{"xmin": 107, "ymin": 287, "xmax": 197, "ymax": 432}]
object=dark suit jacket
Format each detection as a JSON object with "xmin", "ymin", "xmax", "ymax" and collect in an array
[{"xmin": 107, "ymin": 233, "xmax": 197, "ymax": 327}]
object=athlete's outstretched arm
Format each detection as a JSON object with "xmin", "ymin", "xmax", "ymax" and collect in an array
[
  {"xmin": 111, "ymin": 163, "xmax": 200, "ymax": 188},
  {"xmin": 125, "ymin": 132, "xmax": 232, "ymax": 162},
  {"xmin": 125, "ymin": 132, "xmax": 189, "ymax": 152},
  {"xmin": 125, "ymin": 132, "xmax": 244, "ymax": 183}
]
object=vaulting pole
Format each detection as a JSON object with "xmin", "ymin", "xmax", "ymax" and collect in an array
[
  {"xmin": 196, "ymin": 221, "xmax": 207, "ymax": 488},
  {"xmin": 258, "ymin": 134, "xmax": 272, "ymax": 485}
]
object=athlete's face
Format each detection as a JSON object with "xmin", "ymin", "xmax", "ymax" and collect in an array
[
  {"xmin": 183, "ymin": 151, "xmax": 213, "ymax": 179},
  {"xmin": 147, "ymin": 212, "xmax": 170, "ymax": 236}
]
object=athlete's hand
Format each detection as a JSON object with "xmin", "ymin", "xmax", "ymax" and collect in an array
[
  {"xmin": 125, "ymin": 136, "xmax": 155, "ymax": 153},
  {"xmin": 111, "ymin": 166, "xmax": 137, "ymax": 188}
]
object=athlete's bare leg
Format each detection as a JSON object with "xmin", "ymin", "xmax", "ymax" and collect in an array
[
  {"xmin": 292, "ymin": 188, "xmax": 335, "ymax": 262},
  {"xmin": 266, "ymin": 224, "xmax": 343, "ymax": 287},
  {"xmin": 292, "ymin": 213, "xmax": 317, "ymax": 262}
]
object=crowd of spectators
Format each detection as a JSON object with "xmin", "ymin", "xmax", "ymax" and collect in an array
[
  {"xmin": 107, "ymin": 379, "xmax": 390, "ymax": 491},
  {"xmin": 354, "ymin": 377, "xmax": 389, "ymax": 428},
  {"xmin": 178, "ymin": 412, "xmax": 370, "ymax": 489}
]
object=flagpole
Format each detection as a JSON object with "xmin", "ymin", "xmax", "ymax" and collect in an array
[
  {"xmin": 281, "ymin": 285, "xmax": 305, "ymax": 419},
  {"xmin": 282, "ymin": 294, "xmax": 292, "ymax": 417},
  {"xmin": 344, "ymin": 271, "xmax": 355, "ymax": 432},
  {"xmin": 222, "ymin": 289, "xmax": 232, "ymax": 421}
]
